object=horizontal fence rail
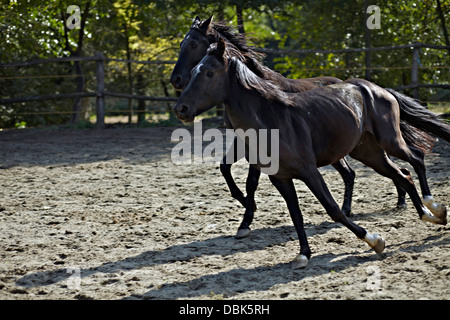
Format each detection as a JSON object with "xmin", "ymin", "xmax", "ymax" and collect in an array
[
  {"xmin": 0, "ymin": 42, "xmax": 449, "ymax": 128},
  {"xmin": 255, "ymin": 42, "xmax": 450, "ymax": 55}
]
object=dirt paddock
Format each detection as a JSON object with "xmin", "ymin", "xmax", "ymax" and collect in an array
[{"xmin": 0, "ymin": 125, "xmax": 448, "ymax": 300}]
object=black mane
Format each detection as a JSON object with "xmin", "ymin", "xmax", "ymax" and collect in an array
[
  {"xmin": 228, "ymin": 57, "xmax": 295, "ymax": 107},
  {"xmin": 211, "ymin": 22, "xmax": 263, "ymax": 60},
  {"xmin": 192, "ymin": 20, "xmax": 269, "ymax": 78}
]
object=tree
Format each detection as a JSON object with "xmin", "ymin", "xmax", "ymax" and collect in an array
[
  {"xmin": 60, "ymin": 1, "xmax": 92, "ymax": 124},
  {"xmin": 0, "ymin": 0, "xmax": 448, "ymax": 129}
]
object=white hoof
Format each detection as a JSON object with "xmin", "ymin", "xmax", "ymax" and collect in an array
[
  {"xmin": 235, "ymin": 228, "xmax": 251, "ymax": 239},
  {"xmin": 421, "ymin": 206, "xmax": 447, "ymax": 225},
  {"xmin": 423, "ymin": 197, "xmax": 447, "ymax": 225},
  {"xmin": 364, "ymin": 233, "xmax": 385, "ymax": 254},
  {"xmin": 291, "ymin": 254, "xmax": 309, "ymax": 269}
]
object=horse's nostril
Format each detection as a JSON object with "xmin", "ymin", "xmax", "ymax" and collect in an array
[
  {"xmin": 179, "ymin": 105, "xmax": 188, "ymax": 114},
  {"xmin": 170, "ymin": 75, "xmax": 182, "ymax": 89}
]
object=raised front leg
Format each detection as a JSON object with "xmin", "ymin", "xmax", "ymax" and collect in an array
[
  {"xmin": 220, "ymin": 136, "xmax": 246, "ymax": 208},
  {"xmin": 220, "ymin": 136, "xmax": 260, "ymax": 238},
  {"xmin": 220, "ymin": 162, "xmax": 246, "ymax": 208}
]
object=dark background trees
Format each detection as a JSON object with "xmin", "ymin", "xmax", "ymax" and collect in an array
[{"xmin": 0, "ymin": 0, "xmax": 448, "ymax": 128}]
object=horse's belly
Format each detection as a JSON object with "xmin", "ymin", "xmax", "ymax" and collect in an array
[{"xmin": 312, "ymin": 119, "xmax": 363, "ymax": 167}]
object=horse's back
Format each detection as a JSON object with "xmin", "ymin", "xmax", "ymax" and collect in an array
[
  {"xmin": 288, "ymin": 83, "xmax": 366, "ymax": 166},
  {"xmin": 302, "ymin": 76, "xmax": 343, "ymax": 87},
  {"xmin": 289, "ymin": 76, "xmax": 342, "ymax": 93}
]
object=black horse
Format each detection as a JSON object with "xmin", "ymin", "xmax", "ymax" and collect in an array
[
  {"xmin": 173, "ymin": 39, "xmax": 447, "ymax": 269},
  {"xmin": 170, "ymin": 16, "xmax": 447, "ymax": 239},
  {"xmin": 170, "ymin": 17, "xmax": 360, "ymax": 240}
]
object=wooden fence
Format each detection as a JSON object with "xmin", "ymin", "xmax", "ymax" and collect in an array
[
  {"xmin": 0, "ymin": 42, "xmax": 449, "ymax": 128},
  {"xmin": 0, "ymin": 53, "xmax": 178, "ymax": 128},
  {"xmin": 257, "ymin": 42, "xmax": 450, "ymax": 99}
]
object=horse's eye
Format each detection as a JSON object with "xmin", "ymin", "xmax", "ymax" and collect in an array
[
  {"xmin": 206, "ymin": 71, "xmax": 214, "ymax": 77},
  {"xmin": 191, "ymin": 41, "xmax": 198, "ymax": 49}
]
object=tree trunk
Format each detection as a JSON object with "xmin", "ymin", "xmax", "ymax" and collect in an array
[
  {"xmin": 125, "ymin": 23, "xmax": 134, "ymax": 124},
  {"xmin": 436, "ymin": 0, "xmax": 450, "ymax": 55},
  {"xmin": 236, "ymin": 4, "xmax": 245, "ymax": 34},
  {"xmin": 67, "ymin": 0, "xmax": 91, "ymax": 124},
  {"xmin": 137, "ymin": 73, "xmax": 146, "ymax": 123}
]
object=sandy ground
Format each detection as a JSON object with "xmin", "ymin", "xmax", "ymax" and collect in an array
[{"xmin": 0, "ymin": 125, "xmax": 448, "ymax": 300}]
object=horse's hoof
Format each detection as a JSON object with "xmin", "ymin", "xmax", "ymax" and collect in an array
[
  {"xmin": 291, "ymin": 254, "xmax": 309, "ymax": 269},
  {"xmin": 421, "ymin": 206, "xmax": 447, "ymax": 225},
  {"xmin": 364, "ymin": 233, "xmax": 385, "ymax": 254},
  {"xmin": 423, "ymin": 197, "xmax": 447, "ymax": 225},
  {"xmin": 396, "ymin": 202, "xmax": 407, "ymax": 210},
  {"xmin": 235, "ymin": 228, "xmax": 251, "ymax": 239}
]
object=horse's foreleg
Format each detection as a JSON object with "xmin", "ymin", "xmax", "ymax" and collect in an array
[
  {"xmin": 269, "ymin": 176, "xmax": 311, "ymax": 269},
  {"xmin": 220, "ymin": 162, "xmax": 246, "ymax": 207},
  {"xmin": 332, "ymin": 157, "xmax": 407, "ymax": 214},
  {"xmin": 331, "ymin": 158, "xmax": 355, "ymax": 216},
  {"xmin": 235, "ymin": 165, "xmax": 261, "ymax": 238},
  {"xmin": 394, "ymin": 182, "xmax": 407, "ymax": 209},
  {"xmin": 220, "ymin": 136, "xmax": 246, "ymax": 208},
  {"xmin": 220, "ymin": 137, "xmax": 261, "ymax": 238}
]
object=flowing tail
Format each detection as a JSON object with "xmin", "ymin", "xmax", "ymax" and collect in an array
[{"xmin": 385, "ymin": 88, "xmax": 450, "ymax": 143}]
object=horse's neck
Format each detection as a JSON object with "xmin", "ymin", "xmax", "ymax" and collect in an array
[{"xmin": 225, "ymin": 83, "xmax": 273, "ymax": 132}]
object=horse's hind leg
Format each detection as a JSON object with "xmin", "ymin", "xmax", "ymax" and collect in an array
[
  {"xmin": 368, "ymin": 91, "xmax": 446, "ymax": 221},
  {"xmin": 268, "ymin": 176, "xmax": 311, "ymax": 269},
  {"xmin": 298, "ymin": 165, "xmax": 385, "ymax": 255},
  {"xmin": 375, "ymin": 130, "xmax": 447, "ymax": 223},
  {"xmin": 350, "ymin": 134, "xmax": 447, "ymax": 225}
]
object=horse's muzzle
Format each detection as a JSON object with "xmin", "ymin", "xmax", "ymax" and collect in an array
[
  {"xmin": 173, "ymin": 103, "xmax": 194, "ymax": 122},
  {"xmin": 170, "ymin": 74, "xmax": 183, "ymax": 91}
]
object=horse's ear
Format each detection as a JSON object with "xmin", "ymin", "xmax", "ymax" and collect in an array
[
  {"xmin": 199, "ymin": 15, "xmax": 213, "ymax": 32},
  {"xmin": 191, "ymin": 16, "xmax": 201, "ymax": 28},
  {"xmin": 217, "ymin": 37, "xmax": 226, "ymax": 57}
]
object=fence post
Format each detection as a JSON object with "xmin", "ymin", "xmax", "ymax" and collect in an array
[
  {"xmin": 95, "ymin": 51, "xmax": 105, "ymax": 128},
  {"xmin": 411, "ymin": 45, "xmax": 419, "ymax": 100}
]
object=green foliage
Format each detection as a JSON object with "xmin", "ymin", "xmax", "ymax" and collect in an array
[{"xmin": 0, "ymin": 0, "xmax": 448, "ymax": 129}]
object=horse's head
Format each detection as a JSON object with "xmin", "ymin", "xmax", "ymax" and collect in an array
[
  {"xmin": 170, "ymin": 16, "xmax": 213, "ymax": 91},
  {"xmin": 173, "ymin": 39, "xmax": 229, "ymax": 123}
]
